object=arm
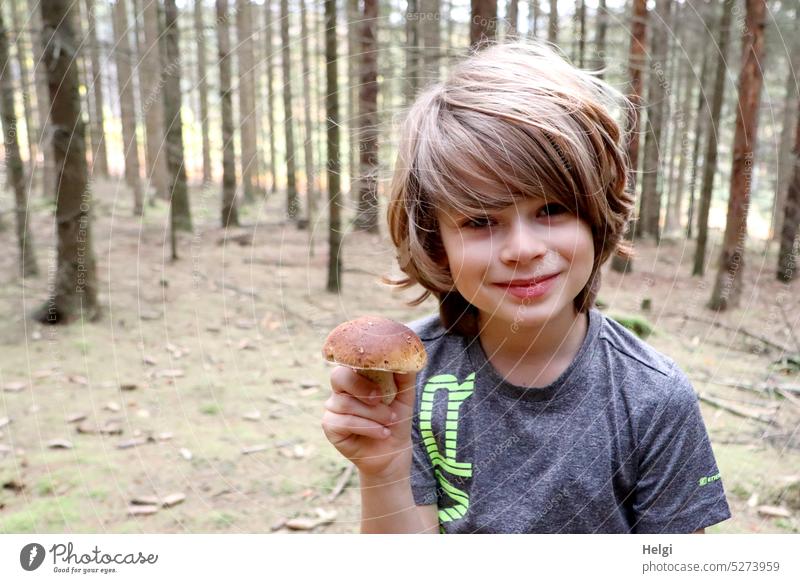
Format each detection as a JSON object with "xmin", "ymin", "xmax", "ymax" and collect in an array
[{"xmin": 360, "ymin": 471, "xmax": 439, "ymax": 533}]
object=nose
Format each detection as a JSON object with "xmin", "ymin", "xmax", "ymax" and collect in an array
[{"xmin": 498, "ymin": 219, "xmax": 548, "ymax": 265}]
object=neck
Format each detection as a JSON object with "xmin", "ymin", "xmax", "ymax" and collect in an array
[{"xmin": 477, "ymin": 306, "xmax": 589, "ymax": 365}]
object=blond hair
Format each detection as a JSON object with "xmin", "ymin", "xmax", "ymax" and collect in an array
[{"xmin": 382, "ymin": 40, "xmax": 636, "ymax": 336}]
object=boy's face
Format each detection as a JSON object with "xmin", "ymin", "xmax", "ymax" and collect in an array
[{"xmin": 436, "ymin": 195, "xmax": 594, "ymax": 331}]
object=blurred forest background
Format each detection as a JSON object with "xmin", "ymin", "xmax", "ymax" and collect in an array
[{"xmin": 0, "ymin": 0, "xmax": 799, "ymax": 533}]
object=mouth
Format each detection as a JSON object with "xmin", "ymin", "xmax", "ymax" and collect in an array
[{"xmin": 495, "ymin": 273, "xmax": 560, "ymax": 287}]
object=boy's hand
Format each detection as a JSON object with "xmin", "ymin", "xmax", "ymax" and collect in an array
[{"xmin": 322, "ymin": 365, "xmax": 417, "ymax": 480}]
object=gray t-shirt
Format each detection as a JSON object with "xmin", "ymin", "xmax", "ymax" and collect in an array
[{"xmin": 405, "ymin": 307, "xmax": 732, "ymax": 533}]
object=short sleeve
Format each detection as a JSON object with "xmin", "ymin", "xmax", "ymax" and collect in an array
[
  {"xmin": 409, "ymin": 382, "xmax": 438, "ymax": 506},
  {"xmin": 631, "ymin": 365, "xmax": 732, "ymax": 533}
]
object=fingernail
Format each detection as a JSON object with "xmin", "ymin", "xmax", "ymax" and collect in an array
[
  {"xmin": 382, "ymin": 427, "xmax": 391, "ymax": 437},
  {"xmin": 369, "ymin": 390, "xmax": 378, "ymax": 400},
  {"xmin": 390, "ymin": 412, "xmax": 397, "ymax": 422}
]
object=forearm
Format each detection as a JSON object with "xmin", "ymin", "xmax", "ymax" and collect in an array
[{"xmin": 359, "ymin": 471, "xmax": 430, "ymax": 533}]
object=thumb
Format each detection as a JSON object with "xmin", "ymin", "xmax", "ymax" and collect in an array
[{"xmin": 393, "ymin": 371, "xmax": 418, "ymax": 408}]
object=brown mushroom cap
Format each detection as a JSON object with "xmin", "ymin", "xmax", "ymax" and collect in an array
[{"xmin": 321, "ymin": 315, "xmax": 427, "ymax": 373}]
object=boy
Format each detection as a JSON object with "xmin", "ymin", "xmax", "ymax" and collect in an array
[{"xmin": 321, "ymin": 41, "xmax": 731, "ymax": 533}]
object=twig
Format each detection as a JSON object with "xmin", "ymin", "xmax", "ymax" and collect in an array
[
  {"xmin": 777, "ymin": 300, "xmax": 800, "ymax": 354},
  {"xmin": 776, "ymin": 388, "xmax": 800, "ymax": 411},
  {"xmin": 326, "ymin": 464, "xmax": 355, "ymax": 503},
  {"xmin": 663, "ymin": 312, "xmax": 793, "ymax": 354},
  {"xmin": 697, "ymin": 392, "xmax": 779, "ymax": 426}
]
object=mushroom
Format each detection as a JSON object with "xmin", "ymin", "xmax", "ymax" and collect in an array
[{"xmin": 322, "ymin": 315, "xmax": 427, "ymax": 405}]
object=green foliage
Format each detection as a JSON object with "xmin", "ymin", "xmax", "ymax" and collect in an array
[{"xmin": 607, "ymin": 312, "xmax": 655, "ymax": 339}]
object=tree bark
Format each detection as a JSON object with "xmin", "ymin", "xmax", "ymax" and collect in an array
[
  {"xmin": 693, "ymin": 0, "xmax": 733, "ymax": 276},
  {"xmin": 237, "ymin": 0, "xmax": 260, "ymax": 200},
  {"xmin": 280, "ymin": 0, "xmax": 300, "ymax": 220},
  {"xmin": 547, "ymin": 0, "xmax": 558, "ymax": 45},
  {"xmin": 639, "ymin": 0, "xmax": 671, "ymax": 241},
  {"xmin": 162, "ymin": 0, "xmax": 192, "ymax": 237},
  {"xmin": 9, "ymin": 0, "xmax": 37, "ymax": 173},
  {"xmin": 264, "ymin": 0, "xmax": 277, "ymax": 194},
  {"xmin": 111, "ymin": 0, "xmax": 144, "ymax": 215},
  {"xmin": 528, "ymin": 0, "xmax": 541, "ymax": 38},
  {"xmin": 195, "ymin": 0, "xmax": 212, "ymax": 185},
  {"xmin": 83, "ymin": 0, "xmax": 110, "ymax": 178},
  {"xmin": 405, "ymin": 0, "xmax": 420, "ymax": 104},
  {"xmin": 0, "ymin": 7, "xmax": 38, "ymax": 276},
  {"xmin": 595, "ymin": 0, "xmax": 608, "ymax": 77},
  {"xmin": 217, "ymin": 0, "xmax": 239, "ymax": 227},
  {"xmin": 300, "ymin": 0, "xmax": 316, "ymax": 232},
  {"xmin": 354, "ymin": 0, "xmax": 379, "ymax": 233},
  {"xmin": 27, "ymin": 0, "xmax": 54, "ymax": 197},
  {"xmin": 507, "ymin": 0, "xmax": 519, "ymax": 39},
  {"xmin": 471, "ymin": 0, "xmax": 498, "ymax": 48},
  {"xmin": 709, "ymin": 0, "xmax": 768, "ymax": 311},
  {"xmin": 420, "ymin": 0, "xmax": 441, "ymax": 83},
  {"xmin": 777, "ymin": 98, "xmax": 800, "ymax": 282},
  {"xmin": 611, "ymin": 0, "xmax": 648, "ymax": 273},
  {"xmin": 35, "ymin": 0, "xmax": 99, "ymax": 323},
  {"xmin": 325, "ymin": 0, "xmax": 343, "ymax": 292}
]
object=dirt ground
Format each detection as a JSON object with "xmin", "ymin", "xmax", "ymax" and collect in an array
[{"xmin": 1, "ymin": 179, "xmax": 798, "ymax": 534}]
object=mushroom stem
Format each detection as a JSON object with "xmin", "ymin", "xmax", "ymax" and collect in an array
[{"xmin": 355, "ymin": 369, "xmax": 397, "ymax": 405}]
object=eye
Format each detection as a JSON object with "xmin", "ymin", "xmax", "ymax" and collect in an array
[
  {"xmin": 539, "ymin": 203, "xmax": 569, "ymax": 217},
  {"xmin": 460, "ymin": 216, "xmax": 496, "ymax": 229}
]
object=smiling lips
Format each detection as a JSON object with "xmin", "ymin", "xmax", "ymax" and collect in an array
[{"xmin": 494, "ymin": 273, "xmax": 560, "ymax": 299}]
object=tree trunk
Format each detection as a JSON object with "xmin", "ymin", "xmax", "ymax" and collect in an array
[
  {"xmin": 9, "ymin": 0, "xmax": 37, "ymax": 172},
  {"xmin": 471, "ymin": 0, "xmax": 498, "ymax": 48},
  {"xmin": 420, "ymin": 0, "xmax": 441, "ymax": 83},
  {"xmin": 112, "ymin": 0, "xmax": 144, "ymax": 215},
  {"xmin": 35, "ymin": 0, "xmax": 99, "ymax": 323},
  {"xmin": 264, "ymin": 0, "xmax": 277, "ymax": 194},
  {"xmin": 528, "ymin": 0, "xmax": 541, "ymax": 38},
  {"xmin": 611, "ymin": 0, "xmax": 648, "ymax": 274},
  {"xmin": 0, "ymin": 8, "xmax": 38, "ymax": 276},
  {"xmin": 194, "ymin": 0, "xmax": 212, "ymax": 185},
  {"xmin": 354, "ymin": 0, "xmax": 379, "ymax": 233},
  {"xmin": 686, "ymin": 48, "xmax": 711, "ymax": 239},
  {"xmin": 638, "ymin": 0, "xmax": 671, "ymax": 241},
  {"xmin": 162, "ymin": 0, "xmax": 192, "ymax": 238},
  {"xmin": 507, "ymin": 0, "xmax": 519, "ymax": 39},
  {"xmin": 217, "ymin": 0, "xmax": 239, "ymax": 227},
  {"xmin": 280, "ymin": 0, "xmax": 300, "ymax": 221},
  {"xmin": 349, "ymin": 0, "xmax": 361, "ymax": 194},
  {"xmin": 325, "ymin": 0, "xmax": 343, "ymax": 292},
  {"xmin": 405, "ymin": 0, "xmax": 420, "ymax": 104},
  {"xmin": 27, "ymin": 0, "xmax": 54, "ymax": 197},
  {"xmin": 709, "ymin": 0, "xmax": 768, "ymax": 311},
  {"xmin": 576, "ymin": 0, "xmax": 586, "ymax": 67},
  {"xmin": 83, "ymin": 0, "xmax": 110, "ymax": 178},
  {"xmin": 595, "ymin": 0, "xmax": 608, "ymax": 77},
  {"xmin": 137, "ymin": 0, "xmax": 168, "ymax": 200},
  {"xmin": 300, "ymin": 0, "xmax": 316, "ymax": 233},
  {"xmin": 237, "ymin": 0, "xmax": 260, "ymax": 200},
  {"xmin": 777, "ymin": 98, "xmax": 800, "ymax": 282},
  {"xmin": 547, "ymin": 0, "xmax": 558, "ymax": 45},
  {"xmin": 693, "ymin": 0, "xmax": 733, "ymax": 276}
]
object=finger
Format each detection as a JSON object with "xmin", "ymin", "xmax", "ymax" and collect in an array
[
  {"xmin": 325, "ymin": 392, "xmax": 395, "ymax": 427},
  {"xmin": 392, "ymin": 371, "xmax": 418, "ymax": 409},
  {"xmin": 330, "ymin": 365, "xmax": 383, "ymax": 405},
  {"xmin": 321, "ymin": 411, "xmax": 391, "ymax": 444}
]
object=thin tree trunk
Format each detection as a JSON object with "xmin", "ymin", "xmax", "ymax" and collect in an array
[
  {"xmin": 138, "ymin": 0, "xmax": 168, "ymax": 200},
  {"xmin": 325, "ymin": 0, "xmax": 343, "ymax": 292},
  {"xmin": 686, "ymin": 49, "xmax": 710, "ymax": 239},
  {"xmin": 217, "ymin": 0, "xmax": 239, "ymax": 227},
  {"xmin": 576, "ymin": 0, "xmax": 586, "ymax": 67},
  {"xmin": 84, "ymin": 0, "xmax": 109, "ymax": 178},
  {"xmin": 709, "ymin": 0, "xmax": 768, "ymax": 311},
  {"xmin": 611, "ymin": 0, "xmax": 648, "ymax": 273},
  {"xmin": 595, "ymin": 0, "xmax": 608, "ymax": 77},
  {"xmin": 280, "ymin": 0, "xmax": 300, "ymax": 220},
  {"xmin": 27, "ymin": 0, "xmax": 54, "ymax": 197},
  {"xmin": 471, "ymin": 0, "xmax": 498, "ymax": 48},
  {"xmin": 35, "ymin": 0, "xmax": 99, "ymax": 323},
  {"xmin": 693, "ymin": 0, "xmax": 733, "ymax": 276},
  {"xmin": 777, "ymin": 98, "xmax": 800, "ymax": 282},
  {"xmin": 237, "ymin": 0, "xmax": 260, "ymax": 200},
  {"xmin": 300, "ymin": 0, "xmax": 316, "ymax": 233},
  {"xmin": 405, "ymin": 0, "xmax": 420, "ymax": 104},
  {"xmin": 162, "ymin": 0, "xmax": 192, "ymax": 238},
  {"xmin": 420, "ymin": 0, "xmax": 441, "ymax": 83},
  {"xmin": 195, "ymin": 0, "xmax": 212, "ymax": 185},
  {"xmin": 10, "ymin": 0, "xmax": 37, "ymax": 172},
  {"xmin": 507, "ymin": 0, "xmax": 519, "ymax": 39},
  {"xmin": 354, "ymin": 0, "xmax": 379, "ymax": 233},
  {"xmin": 112, "ymin": 0, "xmax": 144, "ymax": 215},
  {"xmin": 528, "ymin": 0, "xmax": 541, "ymax": 39},
  {"xmin": 547, "ymin": 0, "xmax": 558, "ymax": 45},
  {"xmin": 0, "ymin": 8, "xmax": 38, "ymax": 276},
  {"xmin": 264, "ymin": 0, "xmax": 277, "ymax": 194},
  {"xmin": 348, "ymin": 0, "xmax": 360, "ymax": 198},
  {"xmin": 639, "ymin": 0, "xmax": 671, "ymax": 241}
]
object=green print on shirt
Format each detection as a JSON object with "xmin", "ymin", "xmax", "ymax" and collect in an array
[{"xmin": 419, "ymin": 372, "xmax": 476, "ymax": 527}]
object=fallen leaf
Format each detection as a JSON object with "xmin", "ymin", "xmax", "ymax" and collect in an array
[
  {"xmin": 0, "ymin": 417, "xmax": 10, "ymax": 429},
  {"xmin": 33, "ymin": 369, "xmax": 55, "ymax": 379},
  {"xmin": 157, "ymin": 369, "xmax": 185, "ymax": 379},
  {"xmin": 241, "ymin": 444, "xmax": 269, "ymax": 455},
  {"xmin": 272, "ymin": 377, "xmax": 292, "ymax": 385},
  {"xmin": 299, "ymin": 387, "xmax": 319, "ymax": 397},
  {"xmin": 285, "ymin": 508, "xmax": 337, "ymax": 531},
  {"xmin": 179, "ymin": 448, "xmax": 192, "ymax": 460},
  {"xmin": 238, "ymin": 339, "xmax": 256, "ymax": 350},
  {"xmin": 127, "ymin": 505, "xmax": 159, "ymax": 516},
  {"xmin": 68, "ymin": 375, "xmax": 89, "ymax": 386},
  {"xmin": 747, "ymin": 493, "xmax": 759, "ymax": 508},
  {"xmin": 299, "ymin": 380, "xmax": 320, "ymax": 389},
  {"xmin": 66, "ymin": 413, "xmax": 88, "ymax": 424},
  {"xmin": 131, "ymin": 495, "xmax": 160, "ymax": 506},
  {"xmin": 120, "ymin": 383, "xmax": 138, "ymax": 391},
  {"xmin": 104, "ymin": 402, "xmax": 121, "ymax": 413},
  {"xmin": 136, "ymin": 409, "xmax": 150, "ymax": 419},
  {"xmin": 161, "ymin": 493, "xmax": 186, "ymax": 507},
  {"xmin": 143, "ymin": 355, "xmax": 157, "ymax": 366},
  {"xmin": 46, "ymin": 439, "xmax": 73, "ymax": 449},
  {"xmin": 242, "ymin": 410, "xmax": 261, "ymax": 421},
  {"xmin": 3, "ymin": 381, "xmax": 26, "ymax": 392},
  {"xmin": 757, "ymin": 505, "xmax": 792, "ymax": 518},
  {"xmin": 117, "ymin": 438, "xmax": 148, "ymax": 450},
  {"xmin": 156, "ymin": 432, "xmax": 173, "ymax": 441}
]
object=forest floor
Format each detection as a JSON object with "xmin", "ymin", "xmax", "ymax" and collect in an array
[{"xmin": 1, "ymin": 178, "xmax": 799, "ymax": 534}]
